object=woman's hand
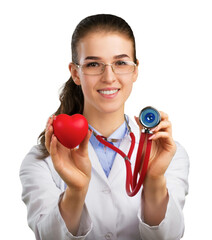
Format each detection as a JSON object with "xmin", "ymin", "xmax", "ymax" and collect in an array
[
  {"xmin": 45, "ymin": 116, "xmax": 92, "ymax": 191},
  {"xmin": 135, "ymin": 111, "xmax": 176, "ymax": 180}
]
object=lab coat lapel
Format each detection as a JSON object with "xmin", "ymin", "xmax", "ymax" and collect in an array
[
  {"xmin": 108, "ymin": 135, "xmax": 132, "ymax": 183},
  {"xmin": 88, "ymin": 141, "xmax": 109, "ymax": 185}
]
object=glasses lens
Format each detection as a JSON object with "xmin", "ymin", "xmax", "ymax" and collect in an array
[
  {"xmin": 82, "ymin": 62, "xmax": 104, "ymax": 75},
  {"xmin": 80, "ymin": 61, "xmax": 136, "ymax": 75},
  {"xmin": 113, "ymin": 61, "xmax": 135, "ymax": 74}
]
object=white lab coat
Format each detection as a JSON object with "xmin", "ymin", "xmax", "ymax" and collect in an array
[{"xmin": 20, "ymin": 118, "xmax": 189, "ymax": 240}]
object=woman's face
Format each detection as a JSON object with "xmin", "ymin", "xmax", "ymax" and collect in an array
[{"xmin": 71, "ymin": 32, "xmax": 138, "ymax": 117}]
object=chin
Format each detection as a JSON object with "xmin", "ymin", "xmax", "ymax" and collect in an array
[{"xmin": 98, "ymin": 104, "xmax": 124, "ymax": 115}]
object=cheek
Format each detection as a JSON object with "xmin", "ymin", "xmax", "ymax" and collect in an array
[
  {"xmin": 126, "ymin": 83, "xmax": 133, "ymax": 96},
  {"xmin": 122, "ymin": 76, "xmax": 134, "ymax": 90},
  {"xmin": 124, "ymin": 79, "xmax": 135, "ymax": 99},
  {"xmin": 120, "ymin": 80, "xmax": 133, "ymax": 100},
  {"xmin": 80, "ymin": 77, "xmax": 95, "ymax": 98},
  {"xmin": 81, "ymin": 82, "xmax": 90, "ymax": 98}
]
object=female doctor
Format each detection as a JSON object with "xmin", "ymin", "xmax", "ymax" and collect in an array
[{"xmin": 20, "ymin": 14, "xmax": 189, "ymax": 240}]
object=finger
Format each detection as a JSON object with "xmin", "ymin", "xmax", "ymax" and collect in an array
[
  {"xmin": 46, "ymin": 116, "xmax": 51, "ymax": 128},
  {"xmin": 46, "ymin": 115, "xmax": 55, "ymax": 128},
  {"xmin": 148, "ymin": 131, "xmax": 173, "ymax": 143},
  {"xmin": 134, "ymin": 116, "xmax": 139, "ymax": 124},
  {"xmin": 159, "ymin": 111, "xmax": 169, "ymax": 121},
  {"xmin": 45, "ymin": 125, "xmax": 54, "ymax": 152},
  {"xmin": 49, "ymin": 134, "xmax": 63, "ymax": 171},
  {"xmin": 78, "ymin": 129, "xmax": 92, "ymax": 155},
  {"xmin": 49, "ymin": 134, "xmax": 58, "ymax": 158},
  {"xmin": 134, "ymin": 116, "xmax": 144, "ymax": 130},
  {"xmin": 45, "ymin": 116, "xmax": 55, "ymax": 152},
  {"xmin": 152, "ymin": 120, "xmax": 172, "ymax": 133}
]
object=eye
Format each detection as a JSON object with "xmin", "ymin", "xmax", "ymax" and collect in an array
[
  {"xmin": 85, "ymin": 62, "xmax": 100, "ymax": 68},
  {"xmin": 114, "ymin": 60, "xmax": 128, "ymax": 66}
]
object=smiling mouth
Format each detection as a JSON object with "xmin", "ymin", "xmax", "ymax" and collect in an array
[{"xmin": 98, "ymin": 89, "xmax": 119, "ymax": 95}]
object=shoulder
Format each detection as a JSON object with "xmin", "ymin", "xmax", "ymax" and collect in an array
[
  {"xmin": 166, "ymin": 141, "xmax": 190, "ymax": 181},
  {"xmin": 20, "ymin": 145, "xmax": 45, "ymax": 167},
  {"xmin": 174, "ymin": 141, "xmax": 189, "ymax": 165},
  {"xmin": 20, "ymin": 145, "xmax": 63, "ymax": 189},
  {"xmin": 19, "ymin": 145, "xmax": 51, "ymax": 181}
]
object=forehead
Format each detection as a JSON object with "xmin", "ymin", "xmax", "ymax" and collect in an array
[{"xmin": 77, "ymin": 32, "xmax": 134, "ymax": 62}]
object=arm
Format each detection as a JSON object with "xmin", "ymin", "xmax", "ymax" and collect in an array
[
  {"xmin": 20, "ymin": 146, "xmax": 92, "ymax": 240},
  {"xmin": 20, "ymin": 116, "xmax": 93, "ymax": 240},
  {"xmin": 59, "ymin": 186, "xmax": 88, "ymax": 235},
  {"xmin": 138, "ymin": 142, "xmax": 189, "ymax": 240},
  {"xmin": 135, "ymin": 112, "xmax": 189, "ymax": 239},
  {"xmin": 45, "ymin": 116, "xmax": 92, "ymax": 235},
  {"xmin": 142, "ymin": 175, "xmax": 168, "ymax": 226}
]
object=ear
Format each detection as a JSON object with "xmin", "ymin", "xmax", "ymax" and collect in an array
[
  {"xmin": 69, "ymin": 63, "xmax": 81, "ymax": 85},
  {"xmin": 132, "ymin": 59, "xmax": 139, "ymax": 83}
]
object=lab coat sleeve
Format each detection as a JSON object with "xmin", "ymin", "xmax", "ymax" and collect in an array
[
  {"xmin": 138, "ymin": 142, "xmax": 189, "ymax": 240},
  {"xmin": 19, "ymin": 146, "xmax": 92, "ymax": 240}
]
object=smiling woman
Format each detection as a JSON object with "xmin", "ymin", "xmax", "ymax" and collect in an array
[
  {"xmin": 19, "ymin": 14, "xmax": 189, "ymax": 240},
  {"xmin": 70, "ymin": 31, "xmax": 138, "ymax": 126}
]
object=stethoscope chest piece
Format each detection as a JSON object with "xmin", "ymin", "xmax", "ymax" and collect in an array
[{"xmin": 139, "ymin": 106, "xmax": 161, "ymax": 132}]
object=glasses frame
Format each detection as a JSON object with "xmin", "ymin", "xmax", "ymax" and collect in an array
[{"xmin": 75, "ymin": 61, "xmax": 137, "ymax": 76}]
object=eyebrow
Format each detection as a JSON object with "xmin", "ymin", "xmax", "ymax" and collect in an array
[
  {"xmin": 84, "ymin": 56, "xmax": 101, "ymax": 60},
  {"xmin": 84, "ymin": 54, "xmax": 130, "ymax": 61},
  {"xmin": 114, "ymin": 54, "xmax": 130, "ymax": 59}
]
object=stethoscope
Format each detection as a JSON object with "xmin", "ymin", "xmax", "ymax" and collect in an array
[
  {"xmin": 53, "ymin": 106, "xmax": 161, "ymax": 196},
  {"xmin": 93, "ymin": 106, "xmax": 161, "ymax": 197}
]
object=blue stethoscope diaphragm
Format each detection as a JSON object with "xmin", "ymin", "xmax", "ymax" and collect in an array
[{"xmin": 139, "ymin": 106, "xmax": 161, "ymax": 129}]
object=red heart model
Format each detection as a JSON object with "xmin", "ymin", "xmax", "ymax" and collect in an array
[{"xmin": 53, "ymin": 114, "xmax": 88, "ymax": 149}]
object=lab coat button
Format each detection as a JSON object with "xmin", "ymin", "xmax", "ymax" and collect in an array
[
  {"xmin": 105, "ymin": 232, "xmax": 113, "ymax": 239},
  {"xmin": 102, "ymin": 189, "xmax": 111, "ymax": 194}
]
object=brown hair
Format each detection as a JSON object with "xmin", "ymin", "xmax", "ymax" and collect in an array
[{"xmin": 37, "ymin": 14, "xmax": 137, "ymax": 159}]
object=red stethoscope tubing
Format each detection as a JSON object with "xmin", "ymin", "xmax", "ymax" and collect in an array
[{"xmin": 96, "ymin": 131, "xmax": 152, "ymax": 197}]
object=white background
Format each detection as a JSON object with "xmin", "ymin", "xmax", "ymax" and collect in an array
[{"xmin": 0, "ymin": 0, "xmax": 211, "ymax": 239}]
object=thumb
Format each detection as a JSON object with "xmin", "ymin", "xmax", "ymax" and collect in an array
[
  {"xmin": 134, "ymin": 116, "xmax": 144, "ymax": 132},
  {"xmin": 78, "ymin": 129, "xmax": 92, "ymax": 154}
]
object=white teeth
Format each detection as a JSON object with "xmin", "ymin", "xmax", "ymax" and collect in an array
[{"xmin": 99, "ymin": 89, "xmax": 118, "ymax": 95}]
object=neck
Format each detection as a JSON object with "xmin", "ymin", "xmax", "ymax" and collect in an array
[{"xmin": 83, "ymin": 109, "xmax": 125, "ymax": 138}]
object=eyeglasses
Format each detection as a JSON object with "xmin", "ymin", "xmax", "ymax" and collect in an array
[{"xmin": 75, "ymin": 60, "xmax": 137, "ymax": 75}]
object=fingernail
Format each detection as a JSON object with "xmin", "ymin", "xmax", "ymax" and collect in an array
[
  {"xmin": 134, "ymin": 116, "xmax": 139, "ymax": 121},
  {"xmin": 151, "ymin": 126, "xmax": 157, "ymax": 132},
  {"xmin": 50, "ymin": 115, "xmax": 56, "ymax": 120},
  {"xmin": 148, "ymin": 134, "xmax": 155, "ymax": 140}
]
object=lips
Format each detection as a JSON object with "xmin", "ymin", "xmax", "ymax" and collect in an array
[{"xmin": 97, "ymin": 88, "xmax": 120, "ymax": 98}]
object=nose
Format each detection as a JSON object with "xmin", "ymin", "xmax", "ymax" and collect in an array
[{"xmin": 101, "ymin": 64, "xmax": 116, "ymax": 83}]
